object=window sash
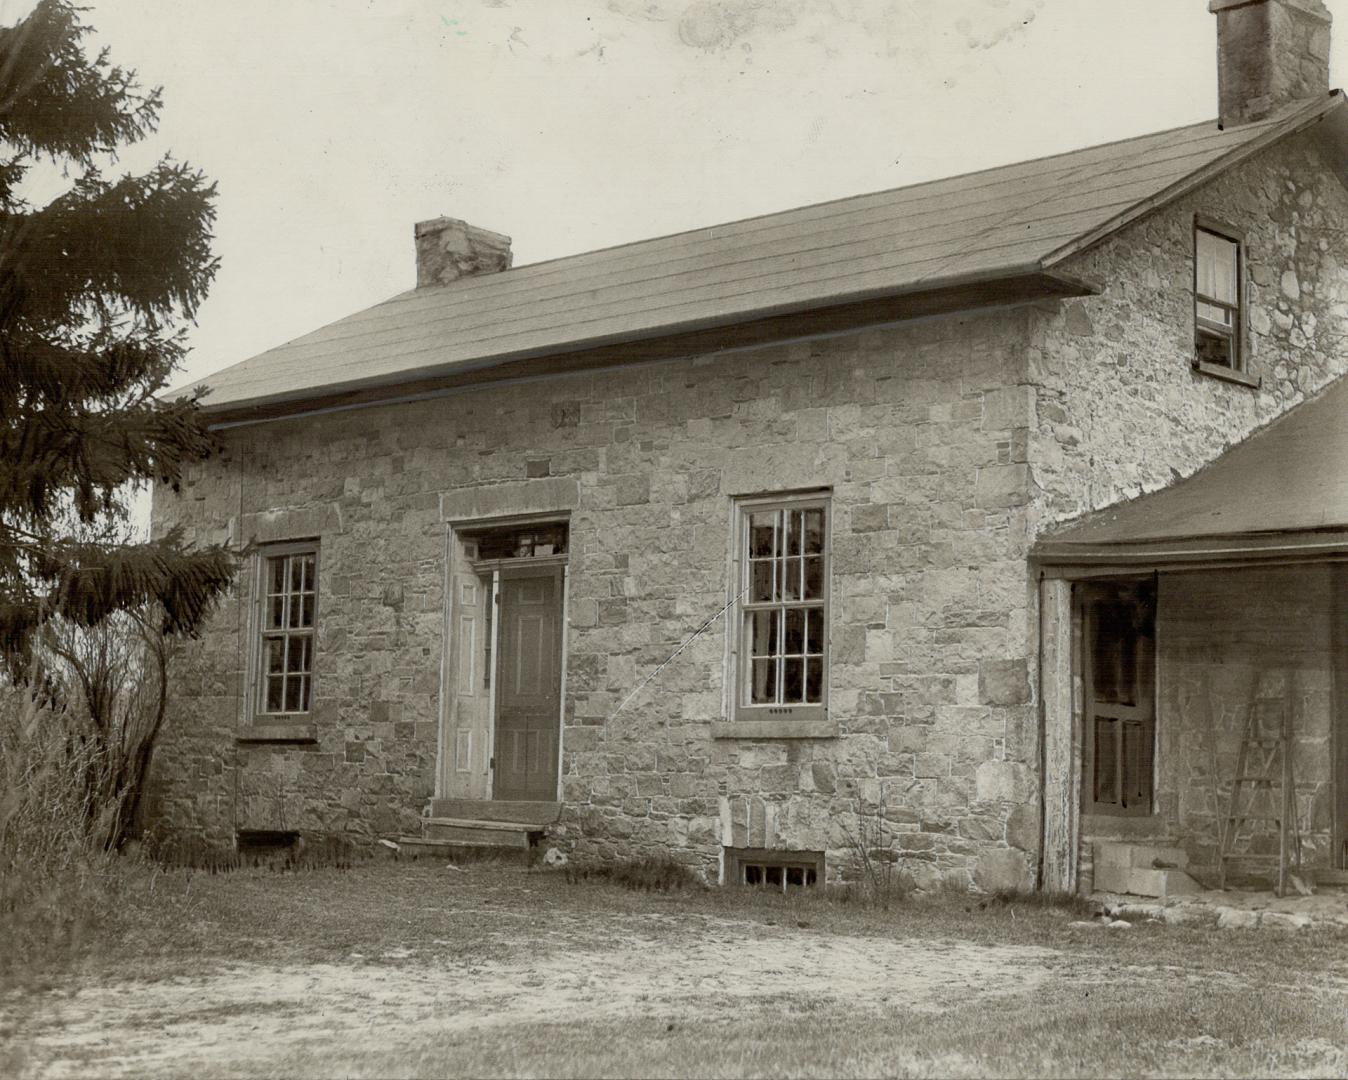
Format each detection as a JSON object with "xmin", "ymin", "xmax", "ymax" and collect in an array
[
  {"xmin": 1194, "ymin": 223, "xmax": 1244, "ymax": 371},
  {"xmin": 255, "ymin": 547, "xmax": 318, "ymax": 717},
  {"xmin": 733, "ymin": 496, "xmax": 829, "ymax": 717}
]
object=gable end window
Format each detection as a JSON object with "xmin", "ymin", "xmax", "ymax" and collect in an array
[
  {"xmin": 254, "ymin": 543, "xmax": 318, "ymax": 717},
  {"xmin": 730, "ymin": 492, "xmax": 830, "ymax": 725},
  {"xmin": 1193, "ymin": 219, "xmax": 1247, "ymax": 377}
]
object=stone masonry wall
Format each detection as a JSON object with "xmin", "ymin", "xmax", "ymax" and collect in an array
[
  {"xmin": 149, "ymin": 306, "xmax": 1042, "ymax": 889},
  {"xmin": 1154, "ymin": 566, "xmax": 1336, "ymax": 874},
  {"xmin": 1030, "ymin": 128, "xmax": 1348, "ymax": 530},
  {"xmin": 149, "ymin": 126, "xmax": 1348, "ymax": 889}
]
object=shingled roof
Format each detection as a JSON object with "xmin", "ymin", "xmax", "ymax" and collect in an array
[{"xmin": 187, "ymin": 92, "xmax": 1347, "ymax": 422}]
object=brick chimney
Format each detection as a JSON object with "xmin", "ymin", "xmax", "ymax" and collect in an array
[
  {"xmin": 1211, "ymin": 0, "xmax": 1332, "ymax": 126},
  {"xmin": 414, "ymin": 217, "xmax": 512, "ymax": 288}
]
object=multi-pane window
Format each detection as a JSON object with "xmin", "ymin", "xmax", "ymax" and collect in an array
[
  {"xmin": 257, "ymin": 547, "xmax": 317, "ymax": 715},
  {"xmin": 1195, "ymin": 223, "xmax": 1243, "ymax": 371},
  {"xmin": 737, "ymin": 495, "xmax": 828, "ymax": 716}
]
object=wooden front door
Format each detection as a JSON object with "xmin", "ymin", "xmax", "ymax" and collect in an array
[{"xmin": 493, "ymin": 567, "xmax": 562, "ymax": 801}]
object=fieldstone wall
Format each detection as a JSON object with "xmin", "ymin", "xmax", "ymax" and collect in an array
[
  {"xmin": 1029, "ymin": 129, "xmax": 1348, "ymax": 531},
  {"xmin": 149, "ymin": 306, "xmax": 1042, "ymax": 888}
]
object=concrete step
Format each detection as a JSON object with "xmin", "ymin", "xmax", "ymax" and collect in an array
[
  {"xmin": 428, "ymin": 799, "xmax": 562, "ymax": 826},
  {"xmin": 423, "ymin": 818, "xmax": 538, "ymax": 848},
  {"xmin": 393, "ymin": 837, "xmax": 532, "ymax": 864}
]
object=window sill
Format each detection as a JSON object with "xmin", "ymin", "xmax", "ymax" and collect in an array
[
  {"xmin": 1193, "ymin": 360, "xmax": 1259, "ymax": 388},
  {"xmin": 237, "ymin": 722, "xmax": 317, "ymax": 745},
  {"xmin": 712, "ymin": 719, "xmax": 837, "ymax": 740}
]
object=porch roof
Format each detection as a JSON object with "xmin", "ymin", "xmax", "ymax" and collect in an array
[{"xmin": 1034, "ymin": 374, "xmax": 1348, "ymax": 567}]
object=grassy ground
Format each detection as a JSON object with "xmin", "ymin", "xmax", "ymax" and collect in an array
[{"xmin": 3, "ymin": 857, "xmax": 1347, "ymax": 1078}]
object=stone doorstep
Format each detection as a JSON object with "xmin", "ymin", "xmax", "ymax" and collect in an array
[
  {"xmin": 427, "ymin": 799, "xmax": 562, "ymax": 826},
  {"xmin": 393, "ymin": 836, "xmax": 533, "ymax": 864},
  {"xmin": 1093, "ymin": 864, "xmax": 1204, "ymax": 898},
  {"xmin": 1093, "ymin": 841, "xmax": 1190, "ymax": 870},
  {"xmin": 422, "ymin": 818, "xmax": 543, "ymax": 849}
]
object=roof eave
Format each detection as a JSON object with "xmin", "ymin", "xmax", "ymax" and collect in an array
[
  {"xmin": 199, "ymin": 266, "xmax": 1100, "ymax": 428},
  {"xmin": 1032, "ymin": 527, "xmax": 1348, "ymax": 570}
]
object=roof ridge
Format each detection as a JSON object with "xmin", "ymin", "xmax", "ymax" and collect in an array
[{"xmin": 384, "ymin": 114, "xmax": 1236, "ymax": 290}]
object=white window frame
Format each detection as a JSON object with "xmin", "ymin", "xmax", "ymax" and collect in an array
[
  {"xmin": 727, "ymin": 491, "xmax": 831, "ymax": 727},
  {"xmin": 250, "ymin": 540, "xmax": 319, "ymax": 720}
]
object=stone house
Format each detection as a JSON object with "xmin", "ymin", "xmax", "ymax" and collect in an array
[{"xmin": 151, "ymin": 0, "xmax": 1348, "ymax": 895}]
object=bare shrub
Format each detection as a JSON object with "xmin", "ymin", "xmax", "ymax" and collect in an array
[
  {"xmin": 836, "ymin": 794, "xmax": 916, "ymax": 908},
  {"xmin": 0, "ymin": 672, "xmax": 125, "ymax": 981},
  {"xmin": 41, "ymin": 608, "xmax": 176, "ymax": 851},
  {"xmin": 0, "ymin": 607, "xmax": 181, "ymax": 982}
]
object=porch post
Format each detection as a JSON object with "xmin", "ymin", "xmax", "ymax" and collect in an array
[{"xmin": 1039, "ymin": 575, "xmax": 1080, "ymax": 893}]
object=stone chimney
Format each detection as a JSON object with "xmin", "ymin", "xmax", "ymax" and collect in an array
[
  {"xmin": 414, "ymin": 217, "xmax": 512, "ymax": 288},
  {"xmin": 1211, "ymin": 0, "xmax": 1332, "ymax": 126}
]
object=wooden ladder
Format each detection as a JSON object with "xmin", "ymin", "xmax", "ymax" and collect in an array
[{"xmin": 1218, "ymin": 680, "xmax": 1302, "ymax": 896}]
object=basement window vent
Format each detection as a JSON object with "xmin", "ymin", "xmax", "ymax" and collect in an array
[
  {"xmin": 726, "ymin": 847, "xmax": 823, "ymax": 892},
  {"xmin": 236, "ymin": 829, "xmax": 300, "ymax": 854}
]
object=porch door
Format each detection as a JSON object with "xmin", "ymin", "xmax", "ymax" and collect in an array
[
  {"xmin": 1083, "ymin": 580, "xmax": 1157, "ymax": 815},
  {"xmin": 493, "ymin": 567, "xmax": 562, "ymax": 801}
]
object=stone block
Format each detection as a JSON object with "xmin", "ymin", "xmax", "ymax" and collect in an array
[
  {"xmin": 1261, "ymin": 911, "xmax": 1311, "ymax": 931},
  {"xmin": 850, "ymin": 504, "xmax": 889, "ymax": 532},
  {"xmin": 1126, "ymin": 868, "xmax": 1202, "ymax": 898},
  {"xmin": 974, "ymin": 760, "xmax": 1028, "ymax": 803},
  {"xmin": 913, "ymin": 753, "xmax": 949, "ymax": 779},
  {"xmin": 978, "ymin": 658, "xmax": 1030, "ymax": 705},
  {"xmin": 1005, "ymin": 803, "xmax": 1038, "ymax": 851},
  {"xmin": 1216, "ymin": 907, "xmax": 1261, "ymax": 930},
  {"xmin": 974, "ymin": 465, "xmax": 1029, "ymax": 509},
  {"xmin": 972, "ymin": 847, "xmax": 1030, "ymax": 892},
  {"xmin": 1092, "ymin": 865, "xmax": 1131, "ymax": 894}
]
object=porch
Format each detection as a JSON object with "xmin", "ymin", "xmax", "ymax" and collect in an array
[{"xmin": 1034, "ymin": 376, "xmax": 1348, "ymax": 897}]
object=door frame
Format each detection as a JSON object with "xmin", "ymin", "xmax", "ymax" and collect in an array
[
  {"xmin": 437, "ymin": 514, "xmax": 570, "ymax": 801},
  {"xmin": 1333, "ymin": 564, "xmax": 1348, "ymax": 869}
]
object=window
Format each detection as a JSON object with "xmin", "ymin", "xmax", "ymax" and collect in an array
[
  {"xmin": 1082, "ymin": 580, "xmax": 1155, "ymax": 816},
  {"xmin": 733, "ymin": 493, "xmax": 829, "ymax": 722},
  {"xmin": 255, "ymin": 544, "xmax": 318, "ymax": 716},
  {"xmin": 1194, "ymin": 220, "xmax": 1245, "ymax": 374},
  {"xmin": 726, "ymin": 848, "xmax": 824, "ymax": 892}
]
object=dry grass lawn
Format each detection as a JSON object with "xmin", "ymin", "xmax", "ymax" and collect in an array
[{"xmin": 2, "ymin": 859, "xmax": 1347, "ymax": 1078}]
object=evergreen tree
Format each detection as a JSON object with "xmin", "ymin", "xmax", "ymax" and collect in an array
[{"xmin": 0, "ymin": 0, "xmax": 235, "ymax": 664}]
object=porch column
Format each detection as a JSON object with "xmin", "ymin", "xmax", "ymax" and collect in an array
[{"xmin": 1039, "ymin": 575, "xmax": 1080, "ymax": 892}]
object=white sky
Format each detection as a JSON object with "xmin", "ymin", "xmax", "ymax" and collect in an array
[{"xmin": 7, "ymin": 0, "xmax": 1348, "ymax": 387}]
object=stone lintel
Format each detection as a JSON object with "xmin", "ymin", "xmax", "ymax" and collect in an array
[{"xmin": 440, "ymin": 477, "xmax": 579, "ymax": 524}]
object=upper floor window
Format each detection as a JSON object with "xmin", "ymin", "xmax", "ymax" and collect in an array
[
  {"xmin": 732, "ymin": 492, "xmax": 829, "ymax": 722},
  {"xmin": 1194, "ymin": 220, "xmax": 1245, "ymax": 374},
  {"xmin": 255, "ymin": 543, "xmax": 318, "ymax": 716}
]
